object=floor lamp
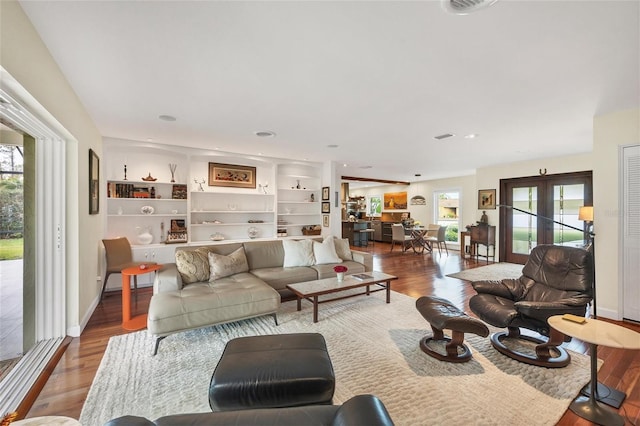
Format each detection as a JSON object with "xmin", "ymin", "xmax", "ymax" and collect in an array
[
  {"xmin": 498, "ymin": 204, "xmax": 596, "ymax": 318},
  {"xmin": 578, "ymin": 206, "xmax": 596, "ymax": 319}
]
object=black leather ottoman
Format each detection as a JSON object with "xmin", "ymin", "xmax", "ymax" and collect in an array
[{"xmin": 209, "ymin": 333, "xmax": 335, "ymax": 411}]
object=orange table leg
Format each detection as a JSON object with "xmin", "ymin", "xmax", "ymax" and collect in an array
[{"xmin": 121, "ymin": 271, "xmax": 148, "ymax": 331}]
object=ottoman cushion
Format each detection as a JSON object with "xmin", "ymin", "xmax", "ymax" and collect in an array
[{"xmin": 209, "ymin": 333, "xmax": 335, "ymax": 411}]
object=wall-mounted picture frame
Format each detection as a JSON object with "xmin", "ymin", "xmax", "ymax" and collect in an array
[
  {"xmin": 208, "ymin": 162, "xmax": 256, "ymax": 189},
  {"xmin": 368, "ymin": 195, "xmax": 382, "ymax": 217},
  {"xmin": 322, "ymin": 186, "xmax": 330, "ymax": 201},
  {"xmin": 478, "ymin": 189, "xmax": 496, "ymax": 209},
  {"xmin": 323, "ymin": 214, "xmax": 330, "ymax": 227},
  {"xmin": 383, "ymin": 191, "xmax": 407, "ymax": 210},
  {"xmin": 89, "ymin": 148, "xmax": 99, "ymax": 214},
  {"xmin": 321, "ymin": 202, "xmax": 331, "ymax": 213}
]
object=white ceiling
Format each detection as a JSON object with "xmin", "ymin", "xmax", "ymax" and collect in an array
[{"xmin": 18, "ymin": 1, "xmax": 640, "ymax": 183}]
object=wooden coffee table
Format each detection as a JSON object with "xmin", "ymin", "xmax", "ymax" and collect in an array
[{"xmin": 286, "ymin": 271, "xmax": 398, "ymax": 323}]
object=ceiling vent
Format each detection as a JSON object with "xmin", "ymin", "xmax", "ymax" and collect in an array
[
  {"xmin": 442, "ymin": 0, "xmax": 498, "ymax": 15},
  {"xmin": 434, "ymin": 133, "xmax": 455, "ymax": 140}
]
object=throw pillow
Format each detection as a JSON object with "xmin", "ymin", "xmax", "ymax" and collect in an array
[
  {"xmin": 208, "ymin": 247, "xmax": 250, "ymax": 281},
  {"xmin": 333, "ymin": 236, "xmax": 353, "ymax": 261},
  {"xmin": 313, "ymin": 237, "xmax": 343, "ymax": 265},
  {"xmin": 282, "ymin": 239, "xmax": 315, "ymax": 267},
  {"xmin": 175, "ymin": 249, "xmax": 210, "ymax": 284}
]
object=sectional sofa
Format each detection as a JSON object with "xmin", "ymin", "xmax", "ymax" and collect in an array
[{"xmin": 147, "ymin": 237, "xmax": 373, "ymax": 354}]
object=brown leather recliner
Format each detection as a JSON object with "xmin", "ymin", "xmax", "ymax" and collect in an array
[{"xmin": 469, "ymin": 244, "xmax": 593, "ymax": 367}]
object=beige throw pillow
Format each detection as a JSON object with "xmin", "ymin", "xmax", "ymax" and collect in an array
[
  {"xmin": 313, "ymin": 237, "xmax": 343, "ymax": 265},
  {"xmin": 175, "ymin": 249, "xmax": 210, "ymax": 284},
  {"xmin": 283, "ymin": 239, "xmax": 315, "ymax": 267},
  {"xmin": 333, "ymin": 236, "xmax": 353, "ymax": 261},
  {"xmin": 208, "ymin": 247, "xmax": 250, "ymax": 281}
]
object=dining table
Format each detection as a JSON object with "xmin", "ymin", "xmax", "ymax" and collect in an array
[{"xmin": 408, "ymin": 227, "xmax": 431, "ymax": 253}]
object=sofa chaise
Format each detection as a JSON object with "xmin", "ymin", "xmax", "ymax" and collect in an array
[{"xmin": 147, "ymin": 237, "xmax": 372, "ymax": 354}]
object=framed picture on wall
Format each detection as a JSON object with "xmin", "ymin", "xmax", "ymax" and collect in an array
[
  {"xmin": 478, "ymin": 189, "xmax": 496, "ymax": 209},
  {"xmin": 322, "ymin": 186, "xmax": 330, "ymax": 201},
  {"xmin": 323, "ymin": 214, "xmax": 330, "ymax": 227},
  {"xmin": 89, "ymin": 148, "xmax": 99, "ymax": 214},
  {"xmin": 321, "ymin": 202, "xmax": 330, "ymax": 213},
  {"xmin": 208, "ymin": 162, "xmax": 256, "ymax": 189}
]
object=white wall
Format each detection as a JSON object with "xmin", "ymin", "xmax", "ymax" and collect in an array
[
  {"xmin": 1, "ymin": 1, "xmax": 103, "ymax": 335},
  {"xmin": 593, "ymin": 108, "xmax": 639, "ymax": 320}
]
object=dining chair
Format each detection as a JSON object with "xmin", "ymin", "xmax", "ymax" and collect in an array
[
  {"xmin": 101, "ymin": 237, "xmax": 155, "ymax": 301},
  {"xmin": 390, "ymin": 223, "xmax": 416, "ymax": 252},
  {"xmin": 425, "ymin": 225, "xmax": 448, "ymax": 255}
]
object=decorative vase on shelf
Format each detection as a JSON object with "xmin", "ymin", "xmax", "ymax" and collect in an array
[
  {"xmin": 137, "ymin": 226, "xmax": 153, "ymax": 245},
  {"xmin": 336, "ymin": 272, "xmax": 345, "ymax": 282},
  {"xmin": 247, "ymin": 226, "xmax": 259, "ymax": 239}
]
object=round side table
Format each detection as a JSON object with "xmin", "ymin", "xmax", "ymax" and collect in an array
[
  {"xmin": 121, "ymin": 264, "xmax": 162, "ymax": 331},
  {"xmin": 548, "ymin": 315, "xmax": 640, "ymax": 426}
]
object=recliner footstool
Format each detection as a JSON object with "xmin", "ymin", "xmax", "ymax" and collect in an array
[
  {"xmin": 209, "ymin": 333, "xmax": 335, "ymax": 411},
  {"xmin": 416, "ymin": 295, "xmax": 489, "ymax": 362}
]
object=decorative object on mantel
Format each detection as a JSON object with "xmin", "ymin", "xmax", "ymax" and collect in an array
[
  {"xmin": 172, "ymin": 184, "xmax": 187, "ymax": 199},
  {"xmin": 302, "ymin": 225, "xmax": 321, "ymax": 235},
  {"xmin": 169, "ymin": 163, "xmax": 177, "ymax": 183},
  {"xmin": 194, "ymin": 178, "xmax": 205, "ymax": 191},
  {"xmin": 480, "ymin": 211, "xmax": 488, "ymax": 224},
  {"xmin": 140, "ymin": 205, "xmax": 154, "ymax": 215},
  {"xmin": 410, "ymin": 195, "xmax": 426, "ymax": 205},
  {"xmin": 136, "ymin": 226, "xmax": 153, "ymax": 245},
  {"xmin": 142, "ymin": 172, "xmax": 157, "ymax": 182},
  {"xmin": 247, "ymin": 226, "xmax": 259, "ymax": 239},
  {"xmin": 210, "ymin": 233, "xmax": 225, "ymax": 241},
  {"xmin": 258, "ymin": 182, "xmax": 269, "ymax": 194},
  {"xmin": 208, "ymin": 162, "xmax": 256, "ymax": 189}
]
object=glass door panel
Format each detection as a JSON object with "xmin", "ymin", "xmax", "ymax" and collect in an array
[
  {"xmin": 511, "ymin": 186, "xmax": 538, "ymax": 255},
  {"xmin": 552, "ymin": 183, "xmax": 586, "ymax": 247}
]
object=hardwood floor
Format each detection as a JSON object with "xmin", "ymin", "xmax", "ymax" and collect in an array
[{"xmin": 26, "ymin": 243, "xmax": 640, "ymax": 425}]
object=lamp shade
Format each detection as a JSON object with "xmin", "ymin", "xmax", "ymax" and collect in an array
[{"xmin": 578, "ymin": 206, "xmax": 594, "ymax": 221}]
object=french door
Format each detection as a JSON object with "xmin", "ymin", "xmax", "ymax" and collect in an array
[{"xmin": 500, "ymin": 172, "xmax": 592, "ymax": 264}]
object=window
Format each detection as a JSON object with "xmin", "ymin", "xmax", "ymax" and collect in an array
[{"xmin": 433, "ymin": 190, "xmax": 460, "ymax": 243}]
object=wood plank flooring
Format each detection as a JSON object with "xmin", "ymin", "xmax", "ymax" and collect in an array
[{"xmin": 25, "ymin": 243, "xmax": 640, "ymax": 425}]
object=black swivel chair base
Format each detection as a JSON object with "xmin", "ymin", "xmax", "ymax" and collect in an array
[{"xmin": 490, "ymin": 330, "xmax": 570, "ymax": 368}]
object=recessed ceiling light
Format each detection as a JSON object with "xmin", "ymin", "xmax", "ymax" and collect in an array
[
  {"xmin": 434, "ymin": 133, "xmax": 455, "ymax": 140},
  {"xmin": 464, "ymin": 134, "xmax": 479, "ymax": 139},
  {"xmin": 255, "ymin": 131, "xmax": 276, "ymax": 138},
  {"xmin": 158, "ymin": 115, "xmax": 176, "ymax": 121},
  {"xmin": 327, "ymin": 144, "xmax": 339, "ymax": 148},
  {"xmin": 343, "ymin": 163, "xmax": 348, "ymax": 167}
]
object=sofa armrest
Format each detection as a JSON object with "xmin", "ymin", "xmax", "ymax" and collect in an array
[
  {"xmin": 332, "ymin": 395, "xmax": 394, "ymax": 426},
  {"xmin": 350, "ymin": 250, "xmax": 373, "ymax": 272},
  {"xmin": 153, "ymin": 263, "xmax": 183, "ymax": 294}
]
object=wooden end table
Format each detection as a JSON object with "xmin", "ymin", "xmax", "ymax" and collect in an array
[
  {"xmin": 121, "ymin": 264, "xmax": 161, "ymax": 331},
  {"xmin": 548, "ymin": 315, "xmax": 640, "ymax": 426},
  {"xmin": 286, "ymin": 271, "xmax": 398, "ymax": 323}
]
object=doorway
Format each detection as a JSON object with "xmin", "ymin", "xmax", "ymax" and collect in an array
[
  {"xmin": 0, "ymin": 134, "xmax": 27, "ymax": 373},
  {"xmin": 500, "ymin": 171, "xmax": 592, "ymax": 264}
]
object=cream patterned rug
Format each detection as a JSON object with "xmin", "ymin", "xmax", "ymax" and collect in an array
[
  {"xmin": 447, "ymin": 262, "xmax": 523, "ymax": 282},
  {"xmin": 80, "ymin": 291, "xmax": 591, "ymax": 426}
]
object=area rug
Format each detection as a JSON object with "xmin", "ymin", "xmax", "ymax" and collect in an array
[
  {"xmin": 80, "ymin": 291, "xmax": 591, "ymax": 426},
  {"xmin": 447, "ymin": 262, "xmax": 523, "ymax": 282}
]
